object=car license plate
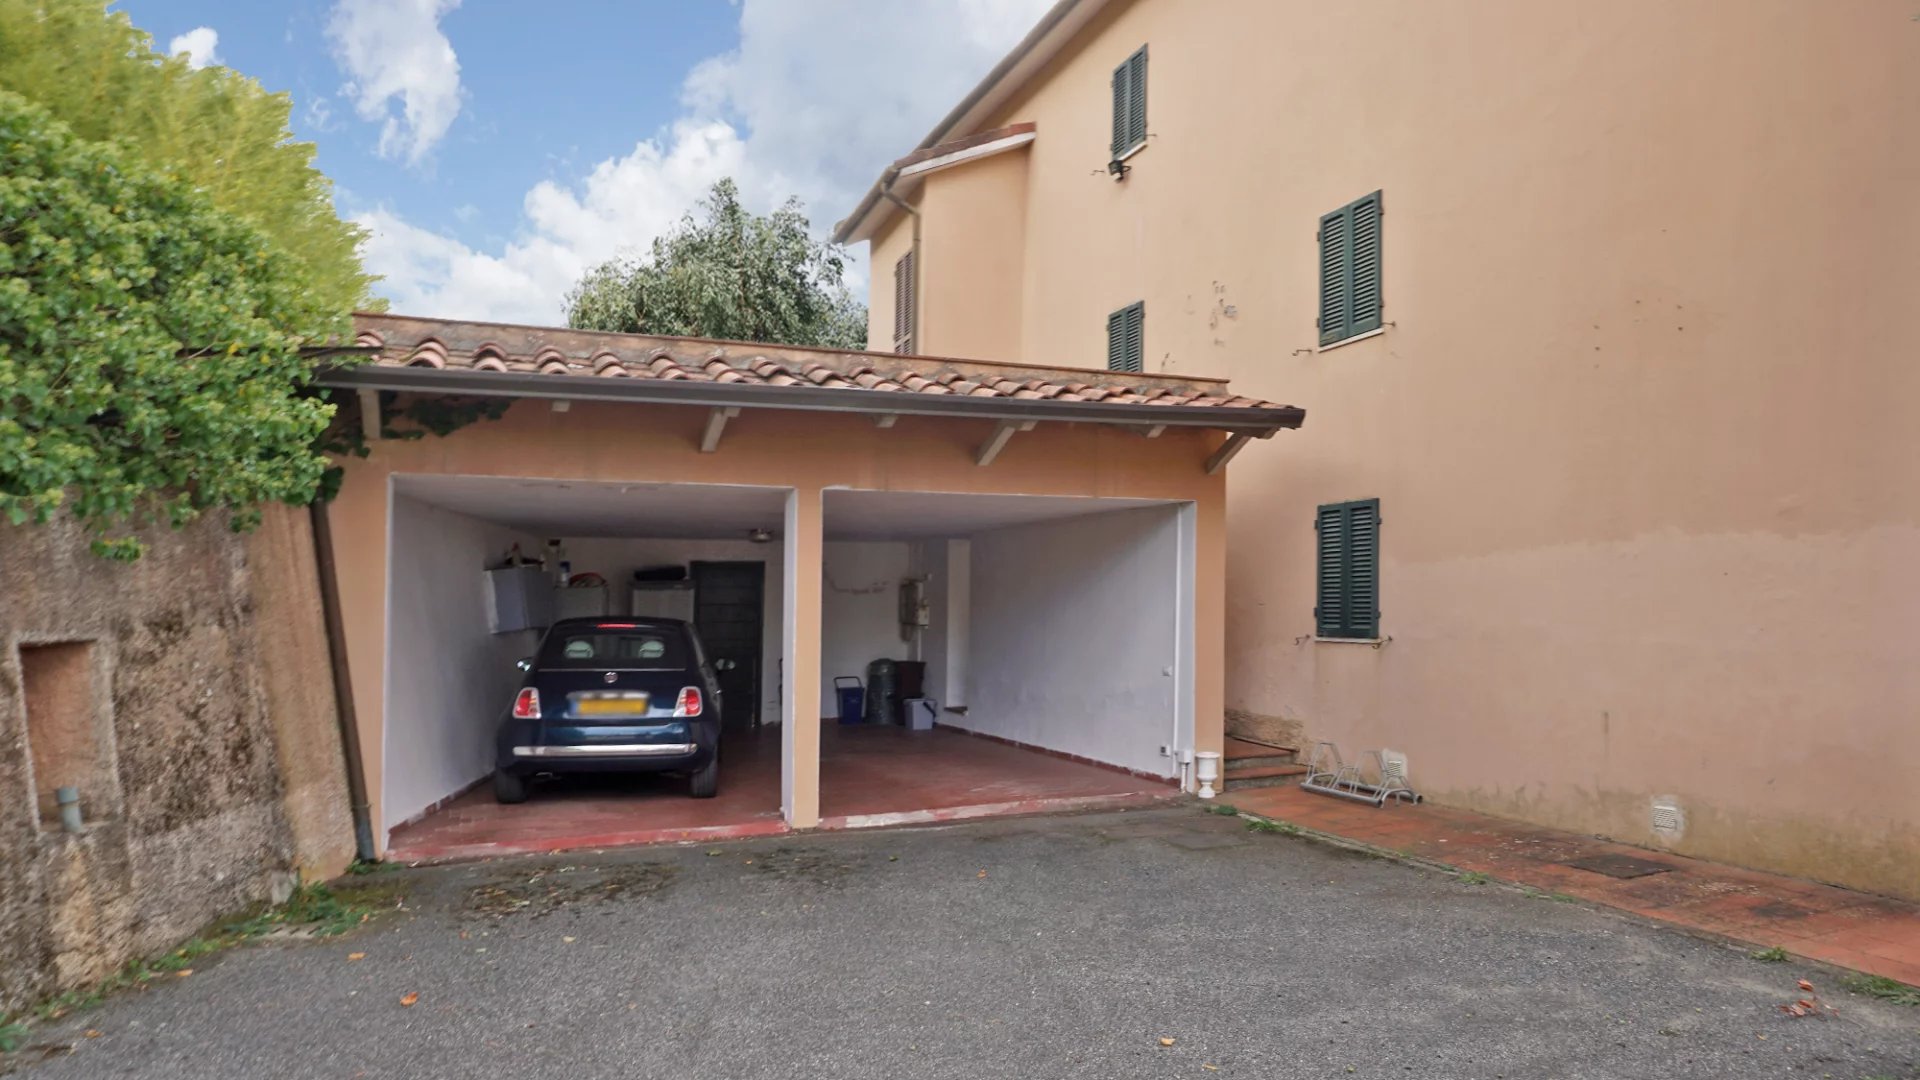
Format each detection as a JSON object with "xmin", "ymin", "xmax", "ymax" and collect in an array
[{"xmin": 575, "ymin": 694, "xmax": 648, "ymax": 717}]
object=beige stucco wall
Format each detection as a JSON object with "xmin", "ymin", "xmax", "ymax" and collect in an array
[
  {"xmin": 868, "ymin": 147, "xmax": 1030, "ymax": 360},
  {"xmin": 868, "ymin": 0, "xmax": 1920, "ymax": 896},
  {"xmin": 326, "ymin": 398, "xmax": 1228, "ymax": 846},
  {"xmin": 243, "ymin": 505, "xmax": 357, "ymax": 883}
]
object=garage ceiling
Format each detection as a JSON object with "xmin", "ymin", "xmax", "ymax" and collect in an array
[
  {"xmin": 393, "ymin": 475, "xmax": 789, "ymax": 539},
  {"xmin": 392, "ymin": 475, "xmax": 1175, "ymax": 542},
  {"xmin": 822, "ymin": 490, "xmax": 1170, "ymax": 540}
]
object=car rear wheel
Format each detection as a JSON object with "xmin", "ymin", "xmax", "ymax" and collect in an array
[
  {"xmin": 689, "ymin": 754, "xmax": 719, "ymax": 799},
  {"xmin": 493, "ymin": 769, "xmax": 529, "ymax": 804}
]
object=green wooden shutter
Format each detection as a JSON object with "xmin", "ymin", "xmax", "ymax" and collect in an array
[
  {"xmin": 892, "ymin": 250, "xmax": 915, "ymax": 354},
  {"xmin": 1107, "ymin": 301, "xmax": 1144, "ymax": 372},
  {"xmin": 1315, "ymin": 498, "xmax": 1380, "ymax": 637},
  {"xmin": 1344, "ymin": 499, "xmax": 1380, "ymax": 638},
  {"xmin": 1314, "ymin": 504, "xmax": 1347, "ymax": 636},
  {"xmin": 1319, "ymin": 191, "xmax": 1383, "ymax": 345},
  {"xmin": 1126, "ymin": 47, "xmax": 1147, "ymax": 151},
  {"xmin": 1348, "ymin": 191, "xmax": 1382, "ymax": 336},
  {"xmin": 1318, "ymin": 206, "xmax": 1350, "ymax": 345},
  {"xmin": 1111, "ymin": 46, "xmax": 1148, "ymax": 157}
]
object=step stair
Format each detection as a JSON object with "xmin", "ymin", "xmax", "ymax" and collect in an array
[{"xmin": 1222, "ymin": 737, "xmax": 1306, "ymax": 792}]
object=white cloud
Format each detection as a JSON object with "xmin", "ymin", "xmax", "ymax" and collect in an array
[
  {"xmin": 357, "ymin": 120, "xmax": 747, "ymax": 324},
  {"xmin": 168, "ymin": 26, "xmax": 221, "ymax": 69},
  {"xmin": 359, "ymin": 0, "xmax": 1052, "ymax": 324},
  {"xmin": 326, "ymin": 0, "xmax": 463, "ymax": 166},
  {"xmin": 304, "ymin": 95, "xmax": 339, "ymax": 133}
]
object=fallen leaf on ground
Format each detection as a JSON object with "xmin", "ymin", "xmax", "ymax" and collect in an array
[
  {"xmin": 347, "ymin": 953, "xmax": 366, "ymax": 962},
  {"xmin": 977, "ymin": 870, "xmax": 988, "ymax": 879},
  {"xmin": 399, "ymin": 992, "xmax": 419, "ymax": 1007},
  {"xmin": 83, "ymin": 1030, "xmax": 102, "ymax": 1039},
  {"xmin": 1203, "ymin": 1066, "xmax": 1218, "ymax": 1072},
  {"xmin": 1158, "ymin": 1037, "xmax": 1175, "ymax": 1047},
  {"xmin": 174, "ymin": 970, "xmax": 192, "ymax": 978},
  {"xmin": 707, "ymin": 850, "xmax": 722, "ymax": 856},
  {"xmin": 563, "ymin": 936, "xmax": 576, "ymax": 943}
]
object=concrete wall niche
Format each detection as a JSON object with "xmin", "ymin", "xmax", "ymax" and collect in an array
[{"xmin": 18, "ymin": 639, "xmax": 111, "ymax": 831}]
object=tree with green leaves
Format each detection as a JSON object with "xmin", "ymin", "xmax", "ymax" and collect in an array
[
  {"xmin": 0, "ymin": 91, "xmax": 348, "ymax": 558},
  {"xmin": 566, "ymin": 179, "xmax": 867, "ymax": 350},
  {"xmin": 0, "ymin": 0, "xmax": 377, "ymax": 314}
]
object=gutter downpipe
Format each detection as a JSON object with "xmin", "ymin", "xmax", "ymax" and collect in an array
[
  {"xmin": 310, "ymin": 499, "xmax": 377, "ymax": 863},
  {"xmin": 879, "ymin": 174, "xmax": 922, "ymax": 352}
]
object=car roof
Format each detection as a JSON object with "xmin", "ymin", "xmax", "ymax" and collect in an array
[{"xmin": 547, "ymin": 616, "xmax": 689, "ymax": 630}]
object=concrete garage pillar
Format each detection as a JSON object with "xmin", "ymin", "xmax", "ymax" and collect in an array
[{"xmin": 781, "ymin": 485, "xmax": 824, "ymax": 828}]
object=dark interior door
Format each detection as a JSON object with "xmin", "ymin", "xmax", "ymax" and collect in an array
[{"xmin": 692, "ymin": 561, "xmax": 764, "ymax": 735}]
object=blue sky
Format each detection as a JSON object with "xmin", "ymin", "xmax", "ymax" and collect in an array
[{"xmin": 110, "ymin": 0, "xmax": 1050, "ymax": 324}]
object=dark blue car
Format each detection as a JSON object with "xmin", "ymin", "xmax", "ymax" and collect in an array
[{"xmin": 493, "ymin": 617, "xmax": 723, "ymax": 803}]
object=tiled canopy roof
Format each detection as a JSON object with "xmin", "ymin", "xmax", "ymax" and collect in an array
[{"xmin": 348, "ymin": 313, "xmax": 1291, "ymax": 413}]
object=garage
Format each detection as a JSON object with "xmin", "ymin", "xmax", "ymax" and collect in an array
[{"xmin": 318, "ymin": 313, "xmax": 1301, "ymax": 859}]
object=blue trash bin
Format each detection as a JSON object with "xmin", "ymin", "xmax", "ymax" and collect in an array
[{"xmin": 834, "ymin": 677, "xmax": 866, "ymax": 726}]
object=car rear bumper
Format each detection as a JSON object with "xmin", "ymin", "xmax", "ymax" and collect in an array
[
  {"xmin": 510, "ymin": 742, "xmax": 697, "ymax": 759},
  {"xmin": 496, "ymin": 718, "xmax": 716, "ymax": 775}
]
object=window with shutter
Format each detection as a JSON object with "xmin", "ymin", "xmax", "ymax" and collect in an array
[
  {"xmin": 1106, "ymin": 301, "xmax": 1144, "ymax": 372},
  {"xmin": 1318, "ymin": 191, "xmax": 1383, "ymax": 346},
  {"xmin": 892, "ymin": 250, "xmax": 916, "ymax": 354},
  {"xmin": 1315, "ymin": 498, "xmax": 1380, "ymax": 638},
  {"xmin": 1110, "ymin": 46, "xmax": 1148, "ymax": 158}
]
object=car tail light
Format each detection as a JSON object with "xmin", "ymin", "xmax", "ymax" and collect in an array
[
  {"xmin": 511, "ymin": 687, "xmax": 541, "ymax": 719},
  {"xmin": 674, "ymin": 687, "xmax": 703, "ymax": 718}
]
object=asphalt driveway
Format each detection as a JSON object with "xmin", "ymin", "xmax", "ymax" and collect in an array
[{"xmin": 12, "ymin": 806, "xmax": 1920, "ymax": 1079}]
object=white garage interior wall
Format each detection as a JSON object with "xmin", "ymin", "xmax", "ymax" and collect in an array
[
  {"xmin": 819, "ymin": 542, "xmax": 912, "ymax": 716},
  {"xmin": 383, "ymin": 492, "xmax": 543, "ymax": 834},
  {"xmin": 823, "ymin": 492, "xmax": 1186, "ymax": 780},
  {"xmin": 906, "ymin": 538, "xmax": 970, "ymax": 711},
  {"xmin": 962, "ymin": 505, "xmax": 1184, "ymax": 779}
]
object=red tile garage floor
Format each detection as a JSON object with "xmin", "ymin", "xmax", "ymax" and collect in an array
[{"xmin": 387, "ymin": 726, "xmax": 1175, "ymax": 863}]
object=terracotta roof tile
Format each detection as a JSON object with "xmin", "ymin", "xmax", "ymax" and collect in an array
[{"xmin": 348, "ymin": 313, "xmax": 1297, "ymax": 417}]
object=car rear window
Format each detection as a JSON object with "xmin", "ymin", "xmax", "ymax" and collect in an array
[{"xmin": 537, "ymin": 627, "xmax": 688, "ymax": 670}]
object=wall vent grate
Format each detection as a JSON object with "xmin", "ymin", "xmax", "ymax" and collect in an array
[{"xmin": 1650, "ymin": 801, "xmax": 1683, "ymax": 835}]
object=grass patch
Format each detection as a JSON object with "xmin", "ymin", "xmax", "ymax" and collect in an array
[
  {"xmin": 1245, "ymin": 818, "xmax": 1302, "ymax": 836},
  {"xmin": 2, "ymin": 879, "xmax": 401, "ymax": 1052},
  {"xmin": 0, "ymin": 1021, "xmax": 27, "ymax": 1054},
  {"xmin": 1749, "ymin": 946, "xmax": 1790, "ymax": 963},
  {"xmin": 1457, "ymin": 870, "xmax": 1490, "ymax": 886},
  {"xmin": 1205, "ymin": 803, "xmax": 1241, "ymax": 817},
  {"xmin": 345, "ymin": 858, "xmax": 400, "ymax": 876},
  {"xmin": 1840, "ymin": 974, "xmax": 1920, "ymax": 1006}
]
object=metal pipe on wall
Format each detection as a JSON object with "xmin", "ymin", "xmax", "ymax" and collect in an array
[{"xmin": 310, "ymin": 500, "xmax": 377, "ymax": 862}]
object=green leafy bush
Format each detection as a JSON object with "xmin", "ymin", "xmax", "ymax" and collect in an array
[
  {"xmin": 0, "ymin": 0, "xmax": 375, "ymax": 315},
  {"xmin": 0, "ymin": 90, "xmax": 349, "ymax": 557}
]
